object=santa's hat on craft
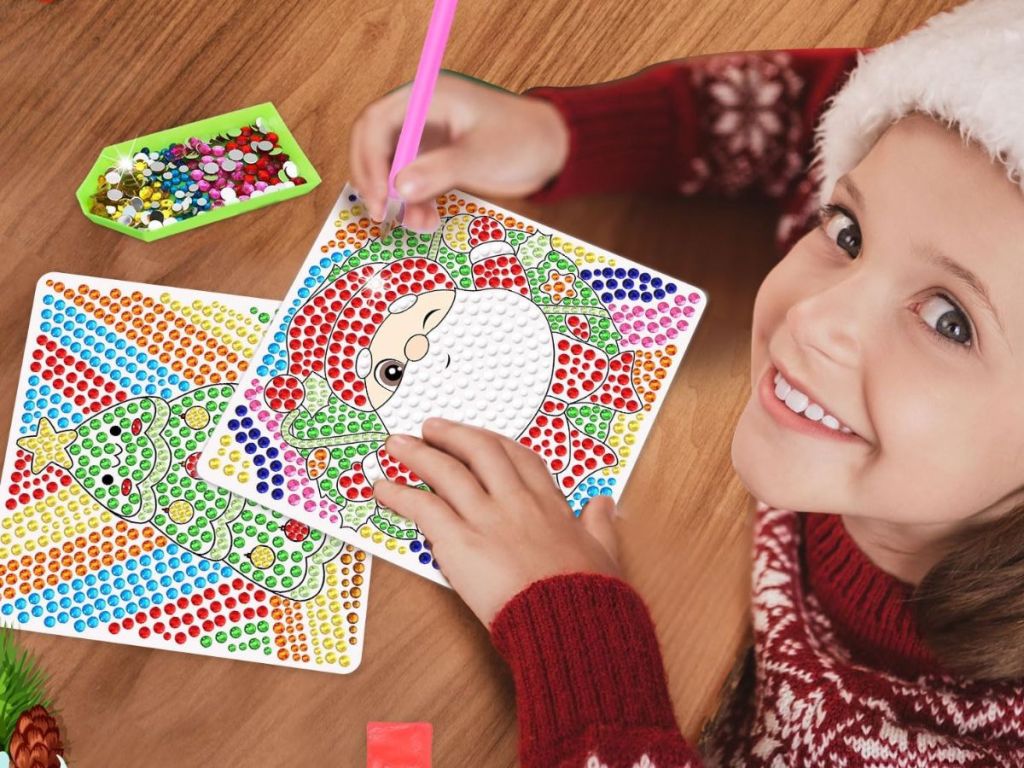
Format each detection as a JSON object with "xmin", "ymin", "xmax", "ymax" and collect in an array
[{"xmin": 814, "ymin": 0, "xmax": 1024, "ymax": 202}]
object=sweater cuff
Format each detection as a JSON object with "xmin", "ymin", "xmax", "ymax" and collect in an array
[
  {"xmin": 490, "ymin": 573, "xmax": 678, "ymax": 751},
  {"xmin": 523, "ymin": 66, "xmax": 686, "ymax": 203}
]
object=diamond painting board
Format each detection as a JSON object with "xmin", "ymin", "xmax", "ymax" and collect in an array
[
  {"xmin": 199, "ymin": 185, "xmax": 707, "ymax": 587},
  {"xmin": 0, "ymin": 274, "xmax": 369, "ymax": 673}
]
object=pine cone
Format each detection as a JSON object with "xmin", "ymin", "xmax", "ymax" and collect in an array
[{"xmin": 7, "ymin": 705, "xmax": 63, "ymax": 768}]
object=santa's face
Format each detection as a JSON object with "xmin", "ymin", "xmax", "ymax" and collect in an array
[
  {"xmin": 365, "ymin": 288, "xmax": 555, "ymax": 440},
  {"xmin": 360, "ymin": 289, "xmax": 457, "ymax": 409}
]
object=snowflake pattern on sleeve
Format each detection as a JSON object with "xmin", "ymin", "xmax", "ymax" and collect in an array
[{"xmin": 680, "ymin": 52, "xmax": 806, "ymax": 198}]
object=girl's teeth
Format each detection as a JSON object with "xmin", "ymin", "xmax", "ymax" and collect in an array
[
  {"xmin": 772, "ymin": 369, "xmax": 854, "ymax": 435},
  {"xmin": 784, "ymin": 390, "xmax": 809, "ymax": 413}
]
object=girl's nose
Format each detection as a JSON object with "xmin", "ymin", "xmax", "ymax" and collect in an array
[{"xmin": 784, "ymin": 285, "xmax": 863, "ymax": 370}]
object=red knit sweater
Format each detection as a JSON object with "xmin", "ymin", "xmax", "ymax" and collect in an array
[{"xmin": 488, "ymin": 49, "xmax": 1024, "ymax": 767}]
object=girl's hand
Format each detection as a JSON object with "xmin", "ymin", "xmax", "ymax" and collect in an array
[
  {"xmin": 372, "ymin": 418, "xmax": 620, "ymax": 627},
  {"xmin": 349, "ymin": 73, "xmax": 570, "ymax": 232}
]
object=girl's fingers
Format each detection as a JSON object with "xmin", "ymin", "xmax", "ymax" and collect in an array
[
  {"xmin": 393, "ymin": 144, "xmax": 464, "ymax": 204},
  {"xmin": 372, "ymin": 479, "xmax": 463, "ymax": 548},
  {"xmin": 400, "ymin": 201, "xmax": 442, "ymax": 233},
  {"xmin": 349, "ymin": 117, "xmax": 388, "ymax": 221},
  {"xmin": 419, "ymin": 418, "xmax": 524, "ymax": 497},
  {"xmin": 580, "ymin": 495, "xmax": 620, "ymax": 563},
  {"xmin": 348, "ymin": 115, "xmax": 372, "ymax": 215},
  {"xmin": 392, "ymin": 144, "xmax": 464, "ymax": 233},
  {"xmin": 350, "ymin": 90, "xmax": 410, "ymax": 221},
  {"xmin": 496, "ymin": 435, "xmax": 564, "ymax": 504},
  {"xmin": 384, "ymin": 434, "xmax": 491, "ymax": 515}
]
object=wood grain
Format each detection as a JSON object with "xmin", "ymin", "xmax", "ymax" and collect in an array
[{"xmin": 0, "ymin": 0, "xmax": 959, "ymax": 764}]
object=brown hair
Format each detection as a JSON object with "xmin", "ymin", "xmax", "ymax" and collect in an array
[{"xmin": 912, "ymin": 503, "xmax": 1024, "ymax": 680}]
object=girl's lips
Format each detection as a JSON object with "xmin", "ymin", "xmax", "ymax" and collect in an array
[
  {"xmin": 120, "ymin": 479, "xmax": 133, "ymax": 496},
  {"xmin": 757, "ymin": 365, "xmax": 863, "ymax": 443}
]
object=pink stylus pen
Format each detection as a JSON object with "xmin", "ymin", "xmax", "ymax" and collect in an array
[{"xmin": 379, "ymin": 0, "xmax": 459, "ymax": 238}]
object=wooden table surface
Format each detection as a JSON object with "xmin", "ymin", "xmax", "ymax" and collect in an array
[{"xmin": 0, "ymin": 0, "xmax": 957, "ymax": 764}]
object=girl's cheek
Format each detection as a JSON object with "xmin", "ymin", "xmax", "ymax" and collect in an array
[
  {"xmin": 751, "ymin": 254, "xmax": 806, "ymax": 358},
  {"xmin": 756, "ymin": 237, "xmax": 839, "ymax": 330}
]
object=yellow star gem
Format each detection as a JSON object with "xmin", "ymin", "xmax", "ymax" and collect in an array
[{"xmin": 16, "ymin": 417, "xmax": 77, "ymax": 475}]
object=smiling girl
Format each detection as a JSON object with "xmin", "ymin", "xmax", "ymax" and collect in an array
[{"xmin": 352, "ymin": 0, "xmax": 1024, "ymax": 765}]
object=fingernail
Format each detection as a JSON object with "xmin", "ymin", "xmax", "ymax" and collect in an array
[
  {"xmin": 397, "ymin": 177, "xmax": 417, "ymax": 198},
  {"xmin": 387, "ymin": 434, "xmax": 411, "ymax": 449}
]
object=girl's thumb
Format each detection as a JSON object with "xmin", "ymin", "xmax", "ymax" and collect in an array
[
  {"xmin": 393, "ymin": 145, "xmax": 464, "ymax": 204},
  {"xmin": 580, "ymin": 495, "xmax": 619, "ymax": 563}
]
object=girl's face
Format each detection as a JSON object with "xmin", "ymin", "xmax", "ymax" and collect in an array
[{"xmin": 732, "ymin": 114, "xmax": 1024, "ymax": 527}]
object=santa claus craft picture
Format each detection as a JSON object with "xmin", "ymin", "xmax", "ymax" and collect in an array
[{"xmin": 199, "ymin": 186, "xmax": 707, "ymax": 585}]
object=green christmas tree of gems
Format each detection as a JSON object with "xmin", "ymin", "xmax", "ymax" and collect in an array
[
  {"xmin": 64, "ymin": 384, "xmax": 343, "ymax": 601},
  {"xmin": 274, "ymin": 220, "xmax": 625, "ymax": 543}
]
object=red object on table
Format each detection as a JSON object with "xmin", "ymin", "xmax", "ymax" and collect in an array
[{"xmin": 366, "ymin": 722, "xmax": 432, "ymax": 768}]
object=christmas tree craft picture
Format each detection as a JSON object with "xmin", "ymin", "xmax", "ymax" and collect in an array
[
  {"xmin": 46, "ymin": 386, "xmax": 344, "ymax": 601},
  {"xmin": 0, "ymin": 277, "xmax": 370, "ymax": 674}
]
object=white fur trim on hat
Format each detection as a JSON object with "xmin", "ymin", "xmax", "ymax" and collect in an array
[{"xmin": 814, "ymin": 0, "xmax": 1024, "ymax": 203}]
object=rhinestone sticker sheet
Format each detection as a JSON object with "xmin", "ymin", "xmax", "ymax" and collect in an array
[
  {"xmin": 200, "ymin": 185, "xmax": 707, "ymax": 586},
  {"xmin": 0, "ymin": 275, "xmax": 369, "ymax": 673}
]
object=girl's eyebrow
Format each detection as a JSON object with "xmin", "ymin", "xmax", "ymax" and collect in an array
[
  {"xmin": 837, "ymin": 175, "xmax": 865, "ymax": 209},
  {"xmin": 838, "ymin": 174, "xmax": 1006, "ymax": 343},
  {"xmin": 916, "ymin": 244, "xmax": 1005, "ymax": 337}
]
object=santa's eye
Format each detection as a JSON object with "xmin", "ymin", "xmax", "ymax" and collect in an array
[{"xmin": 374, "ymin": 359, "xmax": 405, "ymax": 389}]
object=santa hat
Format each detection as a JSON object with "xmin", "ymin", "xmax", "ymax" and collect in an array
[
  {"xmin": 814, "ymin": 0, "xmax": 1024, "ymax": 203},
  {"xmin": 326, "ymin": 259, "xmax": 457, "ymax": 410}
]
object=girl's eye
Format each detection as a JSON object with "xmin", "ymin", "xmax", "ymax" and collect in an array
[
  {"xmin": 820, "ymin": 204, "xmax": 862, "ymax": 258},
  {"xmin": 374, "ymin": 359, "xmax": 405, "ymax": 389},
  {"xmin": 918, "ymin": 295, "xmax": 972, "ymax": 347},
  {"xmin": 817, "ymin": 203, "xmax": 975, "ymax": 352}
]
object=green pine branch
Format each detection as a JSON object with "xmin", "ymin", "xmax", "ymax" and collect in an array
[{"xmin": 0, "ymin": 626, "xmax": 51, "ymax": 748}]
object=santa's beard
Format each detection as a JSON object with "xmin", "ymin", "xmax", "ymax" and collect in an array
[{"xmin": 375, "ymin": 288, "xmax": 554, "ymax": 439}]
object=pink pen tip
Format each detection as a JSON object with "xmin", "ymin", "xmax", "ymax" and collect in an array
[{"xmin": 379, "ymin": 197, "xmax": 404, "ymax": 240}]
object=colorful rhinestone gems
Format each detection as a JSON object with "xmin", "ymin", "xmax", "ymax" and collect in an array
[
  {"xmin": 89, "ymin": 119, "xmax": 307, "ymax": 232},
  {"xmin": 0, "ymin": 274, "xmax": 370, "ymax": 673},
  {"xmin": 199, "ymin": 185, "xmax": 707, "ymax": 587}
]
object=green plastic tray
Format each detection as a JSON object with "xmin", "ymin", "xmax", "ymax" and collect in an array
[{"xmin": 75, "ymin": 102, "xmax": 321, "ymax": 243}]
